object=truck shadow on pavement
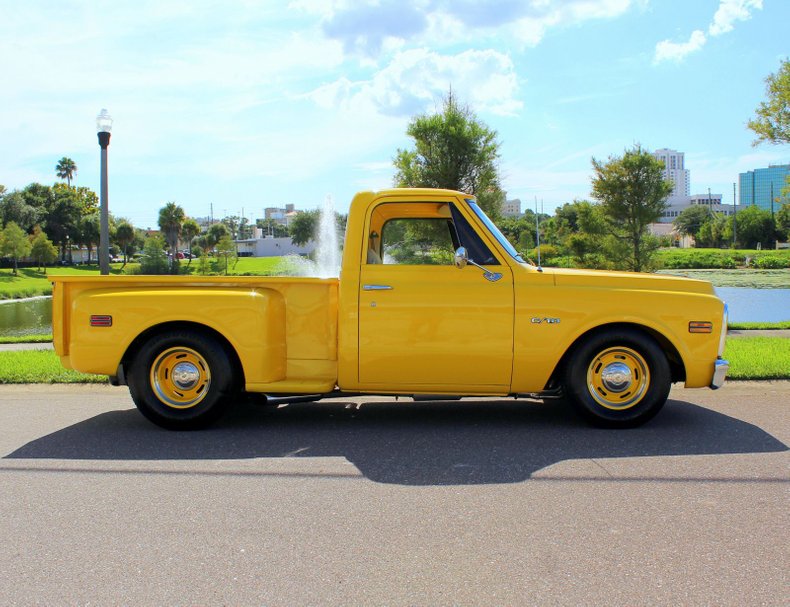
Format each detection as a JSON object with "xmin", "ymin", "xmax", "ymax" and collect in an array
[{"xmin": 6, "ymin": 397, "xmax": 788, "ymax": 485}]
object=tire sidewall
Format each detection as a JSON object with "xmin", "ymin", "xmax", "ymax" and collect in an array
[
  {"xmin": 564, "ymin": 329, "xmax": 671, "ymax": 428},
  {"xmin": 128, "ymin": 330, "xmax": 236, "ymax": 430}
]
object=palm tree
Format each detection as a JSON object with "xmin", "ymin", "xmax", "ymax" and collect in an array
[
  {"xmin": 181, "ymin": 218, "xmax": 201, "ymax": 266},
  {"xmin": 115, "ymin": 220, "xmax": 135, "ymax": 268},
  {"xmin": 55, "ymin": 157, "xmax": 78, "ymax": 186},
  {"xmin": 158, "ymin": 201, "xmax": 185, "ymax": 273}
]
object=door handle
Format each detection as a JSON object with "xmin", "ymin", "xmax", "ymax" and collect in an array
[{"xmin": 363, "ymin": 284, "xmax": 393, "ymax": 291}]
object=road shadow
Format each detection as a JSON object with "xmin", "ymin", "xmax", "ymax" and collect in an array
[{"xmin": 6, "ymin": 397, "xmax": 787, "ymax": 485}]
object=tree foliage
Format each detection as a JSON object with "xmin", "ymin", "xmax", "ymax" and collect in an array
[
  {"xmin": 114, "ymin": 220, "xmax": 135, "ymax": 267},
  {"xmin": 289, "ymin": 210, "xmax": 319, "ymax": 246},
  {"xmin": 777, "ymin": 203, "xmax": 790, "ymax": 241},
  {"xmin": 733, "ymin": 205, "xmax": 776, "ymax": 249},
  {"xmin": 673, "ymin": 205, "xmax": 713, "ymax": 241},
  {"xmin": 0, "ymin": 221, "xmax": 32, "ymax": 275},
  {"xmin": 139, "ymin": 236, "xmax": 170, "ymax": 275},
  {"xmin": 393, "ymin": 92, "xmax": 504, "ymax": 219},
  {"xmin": 158, "ymin": 201, "xmax": 185, "ymax": 273},
  {"xmin": 748, "ymin": 59, "xmax": 790, "ymax": 146},
  {"xmin": 30, "ymin": 227, "xmax": 58, "ymax": 268},
  {"xmin": 591, "ymin": 145, "xmax": 672, "ymax": 272}
]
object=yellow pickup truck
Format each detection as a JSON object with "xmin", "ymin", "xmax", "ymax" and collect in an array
[{"xmin": 51, "ymin": 188, "xmax": 728, "ymax": 430}]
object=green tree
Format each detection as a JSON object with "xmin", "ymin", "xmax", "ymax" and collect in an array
[
  {"xmin": 114, "ymin": 220, "xmax": 135, "ymax": 268},
  {"xmin": 393, "ymin": 92, "xmax": 504, "ymax": 219},
  {"xmin": 0, "ymin": 190, "xmax": 39, "ymax": 231},
  {"xmin": 214, "ymin": 234, "xmax": 237, "ymax": 275},
  {"xmin": 158, "ymin": 201, "xmax": 185, "ymax": 273},
  {"xmin": 673, "ymin": 205, "xmax": 713, "ymax": 244},
  {"xmin": 78, "ymin": 213, "xmax": 101, "ymax": 264},
  {"xmin": 205, "ymin": 223, "xmax": 229, "ymax": 249},
  {"xmin": 776, "ymin": 203, "xmax": 790, "ymax": 241},
  {"xmin": 0, "ymin": 221, "xmax": 32, "ymax": 275},
  {"xmin": 289, "ymin": 210, "xmax": 319, "ymax": 246},
  {"xmin": 181, "ymin": 218, "xmax": 201, "ymax": 266},
  {"xmin": 591, "ymin": 146, "xmax": 673, "ymax": 272},
  {"xmin": 696, "ymin": 212, "xmax": 729, "ymax": 248},
  {"xmin": 734, "ymin": 205, "xmax": 776, "ymax": 249},
  {"xmin": 748, "ymin": 59, "xmax": 790, "ymax": 146},
  {"xmin": 29, "ymin": 227, "xmax": 58, "ymax": 269},
  {"xmin": 55, "ymin": 157, "xmax": 78, "ymax": 186},
  {"xmin": 139, "ymin": 236, "xmax": 169, "ymax": 274}
]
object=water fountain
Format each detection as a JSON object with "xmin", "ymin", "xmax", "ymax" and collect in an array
[{"xmin": 279, "ymin": 195, "xmax": 342, "ymax": 278}]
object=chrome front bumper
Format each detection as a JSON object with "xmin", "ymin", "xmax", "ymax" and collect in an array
[{"xmin": 710, "ymin": 358, "xmax": 729, "ymax": 389}]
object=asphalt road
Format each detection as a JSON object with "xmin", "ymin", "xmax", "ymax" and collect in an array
[{"xmin": 0, "ymin": 382, "xmax": 787, "ymax": 606}]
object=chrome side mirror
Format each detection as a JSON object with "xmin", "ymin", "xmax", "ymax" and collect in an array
[
  {"xmin": 454, "ymin": 247, "xmax": 468, "ymax": 269},
  {"xmin": 454, "ymin": 246, "xmax": 502, "ymax": 282}
]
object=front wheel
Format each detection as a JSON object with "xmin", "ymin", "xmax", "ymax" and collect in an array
[
  {"xmin": 563, "ymin": 329, "xmax": 671, "ymax": 428},
  {"xmin": 128, "ymin": 330, "xmax": 238, "ymax": 430}
]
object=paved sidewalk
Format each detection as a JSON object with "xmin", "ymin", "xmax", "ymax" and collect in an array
[{"xmin": 0, "ymin": 342, "xmax": 54, "ymax": 352}]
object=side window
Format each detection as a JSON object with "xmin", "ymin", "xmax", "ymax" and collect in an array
[{"xmin": 381, "ymin": 218, "xmax": 457, "ymax": 265}]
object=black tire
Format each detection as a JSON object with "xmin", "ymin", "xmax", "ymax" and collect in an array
[
  {"xmin": 127, "ymin": 330, "xmax": 238, "ymax": 430},
  {"xmin": 563, "ymin": 328, "xmax": 671, "ymax": 428}
]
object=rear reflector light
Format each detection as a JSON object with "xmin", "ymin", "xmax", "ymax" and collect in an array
[
  {"xmin": 689, "ymin": 321, "xmax": 712, "ymax": 333},
  {"xmin": 90, "ymin": 315, "xmax": 113, "ymax": 327}
]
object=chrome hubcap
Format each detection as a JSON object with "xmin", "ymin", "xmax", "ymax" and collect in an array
[
  {"xmin": 600, "ymin": 362, "xmax": 632, "ymax": 393},
  {"xmin": 172, "ymin": 362, "xmax": 201, "ymax": 390}
]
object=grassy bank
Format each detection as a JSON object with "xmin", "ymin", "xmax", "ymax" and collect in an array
[
  {"xmin": 0, "ymin": 257, "xmax": 292, "ymax": 300},
  {"xmin": 656, "ymin": 268, "xmax": 790, "ymax": 288},
  {"xmin": 1, "ymin": 337, "xmax": 786, "ymax": 383}
]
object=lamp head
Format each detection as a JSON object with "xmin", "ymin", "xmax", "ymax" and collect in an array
[{"xmin": 96, "ymin": 109, "xmax": 113, "ymax": 133}]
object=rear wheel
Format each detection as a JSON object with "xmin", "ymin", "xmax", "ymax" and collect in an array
[
  {"xmin": 563, "ymin": 329, "xmax": 671, "ymax": 428},
  {"xmin": 128, "ymin": 330, "xmax": 238, "ymax": 430}
]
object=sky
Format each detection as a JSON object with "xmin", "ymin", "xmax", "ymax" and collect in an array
[{"xmin": 1, "ymin": 0, "xmax": 788, "ymax": 229}]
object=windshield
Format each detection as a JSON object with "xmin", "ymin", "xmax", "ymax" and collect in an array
[{"xmin": 467, "ymin": 199, "xmax": 525, "ymax": 263}]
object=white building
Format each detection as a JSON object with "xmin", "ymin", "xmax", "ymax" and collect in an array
[
  {"xmin": 653, "ymin": 148, "xmax": 690, "ymax": 202},
  {"xmin": 502, "ymin": 198, "xmax": 522, "ymax": 217}
]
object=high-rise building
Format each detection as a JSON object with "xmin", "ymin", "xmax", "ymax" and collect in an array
[
  {"xmin": 653, "ymin": 148, "xmax": 690, "ymax": 201},
  {"xmin": 739, "ymin": 164, "xmax": 790, "ymax": 212}
]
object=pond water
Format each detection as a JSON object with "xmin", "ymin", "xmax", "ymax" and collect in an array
[
  {"xmin": 0, "ymin": 287, "xmax": 788, "ymax": 336},
  {"xmin": 0, "ymin": 297, "xmax": 53, "ymax": 337},
  {"xmin": 715, "ymin": 288, "xmax": 790, "ymax": 324}
]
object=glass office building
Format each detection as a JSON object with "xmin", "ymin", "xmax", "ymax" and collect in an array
[{"xmin": 739, "ymin": 164, "xmax": 790, "ymax": 211}]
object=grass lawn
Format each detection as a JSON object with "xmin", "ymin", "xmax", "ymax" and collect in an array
[
  {"xmin": 0, "ymin": 349, "xmax": 107, "ymax": 383},
  {"xmin": 723, "ymin": 337, "xmax": 790, "ymax": 380},
  {"xmin": 1, "ymin": 337, "xmax": 787, "ymax": 383}
]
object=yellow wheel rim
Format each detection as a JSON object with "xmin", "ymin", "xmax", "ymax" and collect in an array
[
  {"xmin": 586, "ymin": 347, "xmax": 650, "ymax": 411},
  {"xmin": 150, "ymin": 347, "xmax": 211, "ymax": 409}
]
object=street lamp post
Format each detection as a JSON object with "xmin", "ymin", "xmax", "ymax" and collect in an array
[{"xmin": 96, "ymin": 109, "xmax": 113, "ymax": 275}]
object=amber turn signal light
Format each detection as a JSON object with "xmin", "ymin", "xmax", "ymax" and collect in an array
[{"xmin": 688, "ymin": 321, "xmax": 713, "ymax": 333}]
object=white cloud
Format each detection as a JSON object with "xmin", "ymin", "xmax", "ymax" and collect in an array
[
  {"xmin": 653, "ymin": 0, "xmax": 763, "ymax": 64},
  {"xmin": 307, "ymin": 48, "xmax": 522, "ymax": 117},
  {"xmin": 654, "ymin": 30, "xmax": 707, "ymax": 64},
  {"xmin": 709, "ymin": 0, "xmax": 763, "ymax": 37},
  {"xmin": 302, "ymin": 0, "xmax": 637, "ymax": 58}
]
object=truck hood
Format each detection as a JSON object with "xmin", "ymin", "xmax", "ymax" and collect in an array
[{"xmin": 545, "ymin": 267, "xmax": 716, "ymax": 296}]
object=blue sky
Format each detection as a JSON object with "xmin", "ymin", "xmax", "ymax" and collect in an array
[{"xmin": 1, "ymin": 0, "xmax": 787, "ymax": 229}]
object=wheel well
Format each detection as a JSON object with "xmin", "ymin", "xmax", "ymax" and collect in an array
[
  {"xmin": 120, "ymin": 321, "xmax": 245, "ymax": 388},
  {"xmin": 545, "ymin": 322, "xmax": 686, "ymax": 389}
]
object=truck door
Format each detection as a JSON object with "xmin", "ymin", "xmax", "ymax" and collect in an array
[{"xmin": 358, "ymin": 199, "xmax": 514, "ymax": 391}]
